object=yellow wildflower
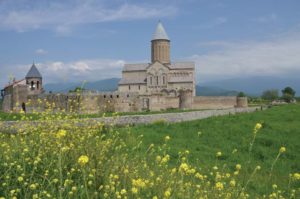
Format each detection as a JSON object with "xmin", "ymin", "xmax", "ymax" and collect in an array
[
  {"xmin": 236, "ymin": 164, "xmax": 241, "ymax": 170},
  {"xmin": 165, "ymin": 136, "xmax": 170, "ymax": 141},
  {"xmin": 164, "ymin": 188, "xmax": 171, "ymax": 198},
  {"xmin": 120, "ymin": 189, "xmax": 127, "ymax": 195},
  {"xmin": 230, "ymin": 180, "xmax": 236, "ymax": 187},
  {"xmin": 78, "ymin": 155, "xmax": 89, "ymax": 166},
  {"xmin": 279, "ymin": 147, "xmax": 286, "ymax": 153},
  {"xmin": 215, "ymin": 182, "xmax": 224, "ymax": 190},
  {"xmin": 132, "ymin": 178, "xmax": 146, "ymax": 188},
  {"xmin": 30, "ymin": 184, "xmax": 36, "ymax": 190},
  {"xmin": 56, "ymin": 129, "xmax": 67, "ymax": 138},
  {"xmin": 131, "ymin": 187, "xmax": 138, "ymax": 194},
  {"xmin": 179, "ymin": 163, "xmax": 189, "ymax": 174},
  {"xmin": 17, "ymin": 176, "xmax": 23, "ymax": 182},
  {"xmin": 161, "ymin": 154, "xmax": 170, "ymax": 164},
  {"xmin": 255, "ymin": 123, "xmax": 262, "ymax": 131},
  {"xmin": 293, "ymin": 173, "xmax": 300, "ymax": 180},
  {"xmin": 156, "ymin": 155, "xmax": 162, "ymax": 162},
  {"xmin": 216, "ymin": 152, "xmax": 222, "ymax": 157}
]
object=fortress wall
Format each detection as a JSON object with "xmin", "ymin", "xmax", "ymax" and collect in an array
[
  {"xmin": 118, "ymin": 84, "xmax": 147, "ymax": 93},
  {"xmin": 149, "ymin": 95, "xmax": 179, "ymax": 111},
  {"xmin": 12, "ymin": 85, "xmax": 28, "ymax": 112},
  {"xmin": 237, "ymin": 97, "xmax": 248, "ymax": 107},
  {"xmin": 192, "ymin": 96, "xmax": 238, "ymax": 109},
  {"xmin": 26, "ymin": 92, "xmax": 141, "ymax": 114},
  {"xmin": 2, "ymin": 94, "xmax": 12, "ymax": 112}
]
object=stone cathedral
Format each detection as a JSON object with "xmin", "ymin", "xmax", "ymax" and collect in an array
[
  {"xmin": 118, "ymin": 21, "xmax": 196, "ymax": 96},
  {"xmin": 1, "ymin": 21, "xmax": 248, "ymax": 113}
]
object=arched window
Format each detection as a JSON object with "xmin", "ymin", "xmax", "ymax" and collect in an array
[
  {"xmin": 156, "ymin": 76, "xmax": 159, "ymax": 85},
  {"xmin": 163, "ymin": 76, "xmax": 166, "ymax": 85},
  {"xmin": 37, "ymin": 81, "xmax": 40, "ymax": 89},
  {"xmin": 129, "ymin": 85, "xmax": 131, "ymax": 90},
  {"xmin": 150, "ymin": 77, "xmax": 152, "ymax": 85},
  {"xmin": 31, "ymin": 81, "xmax": 34, "ymax": 89}
]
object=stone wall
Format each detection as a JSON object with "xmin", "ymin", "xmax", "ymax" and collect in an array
[
  {"xmin": 26, "ymin": 92, "xmax": 141, "ymax": 114},
  {"xmin": 92, "ymin": 107, "xmax": 259, "ymax": 125},
  {"xmin": 2, "ymin": 83, "xmax": 249, "ymax": 113},
  {"xmin": 13, "ymin": 85, "xmax": 28, "ymax": 111},
  {"xmin": 237, "ymin": 97, "xmax": 248, "ymax": 107},
  {"xmin": 0, "ymin": 107, "xmax": 261, "ymax": 130},
  {"xmin": 2, "ymin": 94, "xmax": 11, "ymax": 112},
  {"xmin": 1, "ymin": 85, "xmax": 28, "ymax": 112},
  {"xmin": 148, "ymin": 94, "xmax": 179, "ymax": 111},
  {"xmin": 192, "ymin": 96, "xmax": 238, "ymax": 109}
]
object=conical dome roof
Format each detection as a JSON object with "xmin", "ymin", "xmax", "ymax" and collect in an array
[
  {"xmin": 26, "ymin": 63, "xmax": 42, "ymax": 78},
  {"xmin": 152, "ymin": 21, "xmax": 170, "ymax": 40}
]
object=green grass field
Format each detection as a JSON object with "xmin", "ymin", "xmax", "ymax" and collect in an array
[
  {"xmin": 0, "ymin": 104, "xmax": 299, "ymax": 198},
  {"xmin": 120, "ymin": 104, "xmax": 300, "ymax": 195}
]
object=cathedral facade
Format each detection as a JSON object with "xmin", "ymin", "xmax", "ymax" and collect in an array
[{"xmin": 118, "ymin": 22, "xmax": 196, "ymax": 96}]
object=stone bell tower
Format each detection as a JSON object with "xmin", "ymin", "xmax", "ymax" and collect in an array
[
  {"xmin": 151, "ymin": 21, "xmax": 170, "ymax": 64},
  {"xmin": 25, "ymin": 62, "xmax": 43, "ymax": 95}
]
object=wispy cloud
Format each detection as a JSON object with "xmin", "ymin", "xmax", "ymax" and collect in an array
[
  {"xmin": 197, "ymin": 17, "xmax": 227, "ymax": 29},
  {"xmin": 253, "ymin": 13, "xmax": 278, "ymax": 23},
  {"xmin": 190, "ymin": 30, "xmax": 300, "ymax": 82},
  {"xmin": 0, "ymin": 59, "xmax": 125, "ymax": 86},
  {"xmin": 0, "ymin": 0, "xmax": 178, "ymax": 33},
  {"xmin": 35, "ymin": 49, "xmax": 48, "ymax": 55},
  {"xmin": 37, "ymin": 59, "xmax": 126, "ymax": 83}
]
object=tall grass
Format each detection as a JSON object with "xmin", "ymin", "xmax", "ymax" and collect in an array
[{"xmin": 0, "ymin": 104, "xmax": 299, "ymax": 198}]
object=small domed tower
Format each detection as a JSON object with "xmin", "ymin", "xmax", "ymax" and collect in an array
[
  {"xmin": 151, "ymin": 21, "xmax": 170, "ymax": 64},
  {"xmin": 25, "ymin": 62, "xmax": 43, "ymax": 95}
]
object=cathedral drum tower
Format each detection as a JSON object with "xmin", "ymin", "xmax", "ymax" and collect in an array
[{"xmin": 151, "ymin": 21, "xmax": 171, "ymax": 64}]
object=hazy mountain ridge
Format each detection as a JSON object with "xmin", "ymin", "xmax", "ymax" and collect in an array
[
  {"xmin": 44, "ymin": 76, "xmax": 300, "ymax": 96},
  {"xmin": 44, "ymin": 78, "xmax": 120, "ymax": 93},
  {"xmin": 202, "ymin": 76, "xmax": 300, "ymax": 96}
]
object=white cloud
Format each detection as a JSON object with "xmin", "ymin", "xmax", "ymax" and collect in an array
[
  {"xmin": 37, "ymin": 59, "xmax": 126, "ymax": 83},
  {"xmin": 254, "ymin": 13, "xmax": 278, "ymax": 23},
  {"xmin": 0, "ymin": 0, "xmax": 178, "ymax": 33},
  {"xmin": 197, "ymin": 17, "xmax": 228, "ymax": 29},
  {"xmin": 0, "ymin": 59, "xmax": 126, "ymax": 87},
  {"xmin": 189, "ymin": 30, "xmax": 300, "ymax": 82},
  {"xmin": 35, "ymin": 49, "xmax": 48, "ymax": 55}
]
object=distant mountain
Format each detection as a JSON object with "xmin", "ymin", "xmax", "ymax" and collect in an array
[
  {"xmin": 202, "ymin": 76, "xmax": 300, "ymax": 96},
  {"xmin": 44, "ymin": 82, "xmax": 79, "ymax": 92},
  {"xmin": 44, "ymin": 76, "xmax": 300, "ymax": 97},
  {"xmin": 45, "ymin": 78, "xmax": 238, "ymax": 96},
  {"xmin": 196, "ymin": 86, "xmax": 238, "ymax": 96},
  {"xmin": 44, "ymin": 78, "xmax": 120, "ymax": 93}
]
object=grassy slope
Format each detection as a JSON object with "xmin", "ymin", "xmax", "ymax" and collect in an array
[{"xmin": 123, "ymin": 104, "xmax": 300, "ymax": 194}]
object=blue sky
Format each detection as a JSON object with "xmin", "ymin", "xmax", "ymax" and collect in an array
[{"xmin": 1, "ymin": 0, "xmax": 300, "ymax": 87}]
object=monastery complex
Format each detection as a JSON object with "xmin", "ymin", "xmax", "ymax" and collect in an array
[{"xmin": 1, "ymin": 22, "xmax": 247, "ymax": 113}]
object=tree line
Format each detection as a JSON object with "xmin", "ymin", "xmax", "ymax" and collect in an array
[{"xmin": 261, "ymin": 86, "xmax": 296, "ymax": 102}]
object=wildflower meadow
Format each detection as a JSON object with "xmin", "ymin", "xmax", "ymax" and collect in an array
[{"xmin": 0, "ymin": 104, "xmax": 299, "ymax": 198}]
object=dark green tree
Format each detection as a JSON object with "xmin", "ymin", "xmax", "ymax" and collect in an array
[
  {"xmin": 281, "ymin": 87, "xmax": 295, "ymax": 97},
  {"xmin": 237, "ymin": 92, "xmax": 246, "ymax": 97},
  {"xmin": 261, "ymin": 89, "xmax": 279, "ymax": 101},
  {"xmin": 281, "ymin": 87, "xmax": 296, "ymax": 103}
]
